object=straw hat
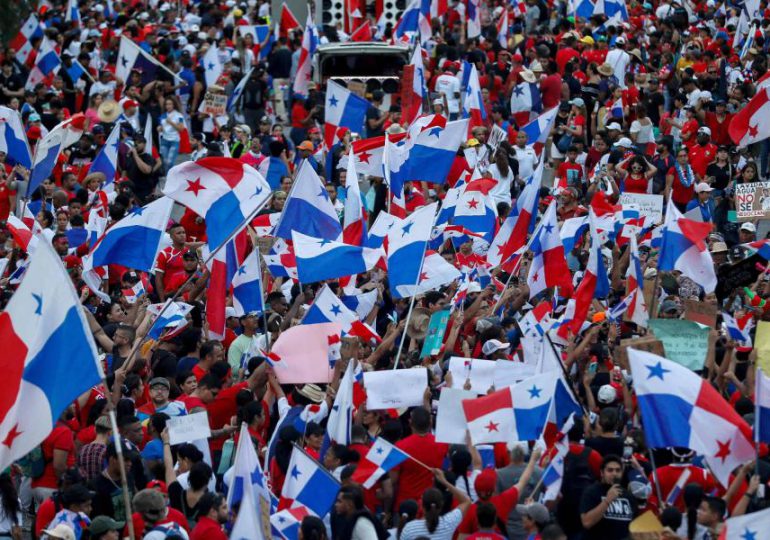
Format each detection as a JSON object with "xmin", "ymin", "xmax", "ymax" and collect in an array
[
  {"xmin": 529, "ymin": 60, "xmax": 544, "ymax": 73},
  {"xmin": 629, "ymin": 48, "xmax": 644, "ymax": 61},
  {"xmin": 520, "ymin": 69, "xmax": 536, "ymax": 83},
  {"xmin": 297, "ymin": 384, "xmax": 325, "ymax": 403},
  {"xmin": 97, "ymin": 100, "xmax": 121, "ymax": 123},
  {"xmin": 598, "ymin": 63, "xmax": 614, "ymax": 77},
  {"xmin": 406, "ymin": 307, "xmax": 431, "ymax": 340}
]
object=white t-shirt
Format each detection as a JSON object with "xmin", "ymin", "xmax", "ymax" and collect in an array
[
  {"xmin": 400, "ymin": 508, "xmax": 464, "ymax": 540},
  {"xmin": 630, "ymin": 120, "xmax": 655, "ymax": 144},
  {"xmin": 605, "ymin": 49, "xmax": 631, "ymax": 88},
  {"xmin": 514, "ymin": 145, "xmax": 539, "ymax": 181},
  {"xmin": 434, "ymin": 74, "xmax": 461, "ymax": 113},
  {"xmin": 488, "ymin": 163, "xmax": 514, "ymax": 206},
  {"xmin": 160, "ymin": 111, "xmax": 185, "ymax": 142}
]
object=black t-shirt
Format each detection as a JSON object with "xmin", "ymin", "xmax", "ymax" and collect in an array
[
  {"xmin": 366, "ymin": 106, "xmax": 384, "ymax": 138},
  {"xmin": 586, "ymin": 435, "xmax": 625, "ymax": 457},
  {"xmin": 644, "ymin": 91, "xmax": 665, "ymax": 125},
  {"xmin": 0, "ymin": 73, "xmax": 23, "ymax": 106},
  {"xmin": 579, "ymin": 482, "xmax": 637, "ymax": 540},
  {"xmin": 706, "ymin": 162, "xmax": 732, "ymax": 191},
  {"xmin": 125, "ymin": 151, "xmax": 158, "ymax": 202},
  {"xmin": 90, "ymin": 473, "xmax": 134, "ymax": 521}
]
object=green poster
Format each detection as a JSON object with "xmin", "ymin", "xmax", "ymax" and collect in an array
[
  {"xmin": 420, "ymin": 310, "xmax": 451, "ymax": 358},
  {"xmin": 648, "ymin": 319, "xmax": 710, "ymax": 371}
]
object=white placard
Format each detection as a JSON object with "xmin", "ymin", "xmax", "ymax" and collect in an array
[
  {"xmin": 364, "ymin": 368, "xmax": 427, "ymax": 410},
  {"xmin": 435, "ymin": 387, "xmax": 476, "ymax": 444},
  {"xmin": 618, "ymin": 193, "xmax": 664, "ymax": 224},
  {"xmin": 167, "ymin": 411, "xmax": 212, "ymax": 446},
  {"xmin": 364, "ymin": 368, "xmax": 428, "ymax": 411},
  {"xmin": 493, "ymin": 361, "xmax": 538, "ymax": 388},
  {"xmin": 448, "ymin": 357, "xmax": 496, "ymax": 395}
]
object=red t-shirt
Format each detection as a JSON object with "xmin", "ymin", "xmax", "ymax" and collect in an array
[
  {"xmin": 704, "ymin": 112, "xmax": 733, "ymax": 147},
  {"xmin": 35, "ymin": 497, "xmax": 57, "ymax": 537},
  {"xmin": 540, "ymin": 74, "xmax": 563, "ymax": 110},
  {"xmin": 0, "ymin": 181, "xmax": 15, "ymax": 221},
  {"xmin": 130, "ymin": 508, "xmax": 191, "ymax": 538},
  {"xmin": 178, "ymin": 394, "xmax": 206, "ymax": 411},
  {"xmin": 667, "ymin": 166, "xmax": 696, "ymax": 206},
  {"xmin": 154, "ymin": 247, "xmax": 186, "ymax": 289},
  {"xmin": 457, "ymin": 485, "xmax": 520, "ymax": 535},
  {"xmin": 394, "ymin": 434, "xmax": 448, "ymax": 508},
  {"xmin": 623, "ymin": 174, "xmax": 650, "ymax": 194},
  {"xmin": 556, "ymin": 47, "xmax": 580, "ymax": 74},
  {"xmin": 688, "ymin": 142, "xmax": 717, "ymax": 179},
  {"xmin": 208, "ymin": 382, "xmax": 249, "ymax": 452},
  {"xmin": 647, "ymin": 464, "xmax": 716, "ymax": 512},
  {"xmin": 32, "ymin": 423, "xmax": 76, "ymax": 489},
  {"xmin": 191, "ymin": 516, "xmax": 228, "ymax": 540},
  {"xmin": 192, "ymin": 363, "xmax": 208, "ymax": 382}
]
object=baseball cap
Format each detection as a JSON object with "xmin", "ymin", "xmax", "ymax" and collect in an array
[
  {"xmin": 741, "ymin": 222, "xmax": 757, "ymax": 232},
  {"xmin": 598, "ymin": 384, "xmax": 618, "ymax": 404},
  {"xmin": 697, "ymin": 126, "xmax": 712, "ymax": 136},
  {"xmin": 42, "ymin": 525, "xmax": 76, "ymax": 540},
  {"xmin": 570, "ymin": 97, "xmax": 585, "ymax": 107},
  {"xmin": 474, "ymin": 469, "xmax": 497, "ymax": 493},
  {"xmin": 516, "ymin": 503, "xmax": 550, "ymax": 525},
  {"xmin": 89, "ymin": 516, "xmax": 126, "ymax": 536},
  {"xmin": 467, "ymin": 282, "xmax": 482, "ymax": 294},
  {"xmin": 466, "ymin": 138, "xmax": 480, "ymax": 147},
  {"xmin": 606, "ymin": 122, "xmax": 622, "ymax": 131},
  {"xmin": 615, "ymin": 137, "xmax": 634, "ymax": 148},
  {"xmin": 146, "ymin": 479, "xmax": 168, "ymax": 494},
  {"xmin": 297, "ymin": 140, "xmax": 315, "ymax": 151},
  {"xmin": 695, "ymin": 182, "xmax": 713, "ymax": 193},
  {"xmin": 148, "ymin": 377, "xmax": 170, "ymax": 389},
  {"xmin": 482, "ymin": 339, "xmax": 511, "ymax": 356},
  {"xmin": 580, "ymin": 35, "xmax": 595, "ymax": 45},
  {"xmin": 660, "ymin": 299, "xmax": 680, "ymax": 313},
  {"xmin": 225, "ymin": 306, "xmax": 238, "ymax": 319},
  {"xmin": 615, "ymin": 36, "xmax": 626, "ymax": 45}
]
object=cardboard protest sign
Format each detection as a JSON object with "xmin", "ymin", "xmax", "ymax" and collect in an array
[
  {"xmin": 616, "ymin": 335, "xmax": 666, "ymax": 369},
  {"xmin": 168, "ymin": 412, "xmax": 211, "ymax": 446},
  {"xmin": 202, "ymin": 86, "xmax": 227, "ymax": 116},
  {"xmin": 734, "ymin": 181, "xmax": 770, "ymax": 221},
  {"xmin": 619, "ymin": 193, "xmax": 664, "ymax": 223},
  {"xmin": 683, "ymin": 298, "xmax": 718, "ymax": 328},
  {"xmin": 648, "ymin": 319, "xmax": 710, "ymax": 371},
  {"xmin": 364, "ymin": 368, "xmax": 427, "ymax": 409}
]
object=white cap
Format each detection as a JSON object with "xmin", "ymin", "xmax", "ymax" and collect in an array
[
  {"xmin": 190, "ymin": 24, "xmax": 200, "ymax": 32},
  {"xmin": 615, "ymin": 36, "xmax": 626, "ymax": 45},
  {"xmin": 598, "ymin": 384, "xmax": 618, "ymax": 404},
  {"xmin": 94, "ymin": 4, "xmax": 104, "ymax": 12},
  {"xmin": 695, "ymin": 182, "xmax": 713, "ymax": 193},
  {"xmin": 467, "ymin": 282, "xmax": 482, "ymax": 294},
  {"xmin": 138, "ymin": 12, "xmax": 150, "ymax": 19},
  {"xmin": 697, "ymin": 126, "xmax": 712, "ymax": 136},
  {"xmin": 615, "ymin": 137, "xmax": 634, "ymax": 148},
  {"xmin": 159, "ymin": 2, "xmax": 171, "ymax": 11},
  {"xmin": 482, "ymin": 339, "xmax": 511, "ymax": 356},
  {"xmin": 607, "ymin": 122, "xmax": 622, "ymax": 131},
  {"xmin": 741, "ymin": 222, "xmax": 757, "ymax": 232},
  {"xmin": 225, "ymin": 306, "xmax": 238, "ymax": 319}
]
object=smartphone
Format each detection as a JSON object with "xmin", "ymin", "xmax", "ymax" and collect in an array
[{"xmin": 588, "ymin": 361, "xmax": 598, "ymax": 375}]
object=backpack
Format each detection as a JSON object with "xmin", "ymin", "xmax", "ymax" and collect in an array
[
  {"xmin": 556, "ymin": 446, "xmax": 595, "ymax": 534},
  {"xmin": 17, "ymin": 445, "xmax": 46, "ymax": 479}
]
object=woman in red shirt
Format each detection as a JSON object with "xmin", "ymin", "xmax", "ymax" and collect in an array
[
  {"xmin": 665, "ymin": 149, "xmax": 698, "ymax": 212},
  {"xmin": 617, "ymin": 155, "xmax": 657, "ymax": 194}
]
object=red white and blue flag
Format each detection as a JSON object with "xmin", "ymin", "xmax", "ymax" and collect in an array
[
  {"xmin": 351, "ymin": 437, "xmax": 410, "ymax": 488},
  {"xmin": 527, "ymin": 201, "xmax": 574, "ymax": 298}
]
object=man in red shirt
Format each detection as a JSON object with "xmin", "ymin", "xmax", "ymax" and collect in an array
[
  {"xmin": 32, "ymin": 408, "xmax": 77, "ymax": 505},
  {"xmin": 153, "ymin": 223, "xmax": 188, "ymax": 301},
  {"xmin": 391, "ymin": 407, "xmax": 449, "ymax": 510},
  {"xmin": 687, "ymin": 127, "xmax": 718, "ymax": 180},
  {"xmin": 190, "ymin": 493, "xmax": 229, "ymax": 540},
  {"xmin": 555, "ymin": 33, "xmax": 580, "ymax": 74},
  {"xmin": 700, "ymin": 99, "xmax": 733, "ymax": 146},
  {"xmin": 540, "ymin": 61, "xmax": 563, "ymax": 110},
  {"xmin": 457, "ymin": 448, "xmax": 541, "ymax": 535}
]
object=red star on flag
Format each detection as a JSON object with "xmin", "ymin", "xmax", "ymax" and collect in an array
[
  {"xmin": 2, "ymin": 424, "xmax": 22, "ymax": 448},
  {"xmin": 467, "ymin": 199, "xmax": 479, "ymax": 210},
  {"xmin": 185, "ymin": 178, "xmax": 205, "ymax": 196},
  {"xmin": 485, "ymin": 421, "xmax": 499, "ymax": 432},
  {"xmin": 358, "ymin": 151, "xmax": 372, "ymax": 164},
  {"xmin": 749, "ymin": 124, "xmax": 759, "ymax": 137},
  {"xmin": 714, "ymin": 439, "xmax": 731, "ymax": 463},
  {"xmin": 419, "ymin": 271, "xmax": 429, "ymax": 282}
]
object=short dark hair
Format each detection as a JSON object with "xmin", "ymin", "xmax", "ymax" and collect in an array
[
  {"xmin": 601, "ymin": 454, "xmax": 623, "ymax": 471},
  {"xmin": 338, "ymin": 485, "xmax": 365, "ymax": 510},
  {"xmin": 476, "ymin": 502, "xmax": 497, "ymax": 528},
  {"xmin": 200, "ymin": 340, "xmax": 222, "ymax": 359},
  {"xmin": 197, "ymin": 491, "xmax": 224, "ymax": 515},
  {"xmin": 410, "ymin": 407, "xmax": 431, "ymax": 433},
  {"xmin": 703, "ymin": 496, "xmax": 726, "ymax": 519},
  {"xmin": 198, "ymin": 373, "xmax": 222, "ymax": 390}
]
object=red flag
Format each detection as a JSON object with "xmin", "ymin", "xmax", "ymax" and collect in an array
[
  {"xmin": 279, "ymin": 4, "xmax": 301, "ymax": 38},
  {"xmin": 729, "ymin": 87, "xmax": 770, "ymax": 147},
  {"xmin": 350, "ymin": 21, "xmax": 373, "ymax": 42}
]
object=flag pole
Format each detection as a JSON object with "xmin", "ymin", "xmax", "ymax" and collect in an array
[
  {"xmin": 247, "ymin": 225, "xmax": 273, "ymax": 352},
  {"xmin": 105, "ymin": 405, "xmax": 137, "ymax": 540},
  {"xmin": 392, "ymin": 207, "xmax": 438, "ymax": 370}
]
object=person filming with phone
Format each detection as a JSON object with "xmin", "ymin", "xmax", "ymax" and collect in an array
[{"xmin": 580, "ymin": 455, "xmax": 638, "ymax": 540}]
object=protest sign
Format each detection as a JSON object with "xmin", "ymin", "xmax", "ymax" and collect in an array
[
  {"xmin": 683, "ymin": 298, "xmax": 718, "ymax": 328},
  {"xmin": 493, "ymin": 361, "xmax": 538, "ymax": 388},
  {"xmin": 364, "ymin": 368, "xmax": 427, "ymax": 409},
  {"xmin": 202, "ymin": 86, "xmax": 227, "ymax": 116},
  {"xmin": 618, "ymin": 193, "xmax": 664, "ymax": 223},
  {"xmin": 271, "ymin": 322, "xmax": 340, "ymax": 384},
  {"xmin": 648, "ymin": 319, "xmax": 710, "ymax": 371},
  {"xmin": 435, "ymin": 388, "xmax": 476, "ymax": 444},
  {"xmin": 715, "ymin": 254, "xmax": 763, "ymax": 302},
  {"xmin": 488, "ymin": 124, "xmax": 508, "ymax": 152},
  {"xmin": 420, "ymin": 310, "xmax": 450, "ymax": 358},
  {"xmin": 448, "ymin": 357, "xmax": 496, "ymax": 394},
  {"xmin": 616, "ymin": 335, "xmax": 665, "ymax": 369},
  {"xmin": 734, "ymin": 181, "xmax": 770, "ymax": 221},
  {"xmin": 167, "ymin": 412, "xmax": 211, "ymax": 446},
  {"xmin": 756, "ymin": 321, "xmax": 770, "ymax": 373}
]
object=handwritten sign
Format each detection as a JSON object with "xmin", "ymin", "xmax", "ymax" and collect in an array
[
  {"xmin": 167, "ymin": 412, "xmax": 212, "ymax": 446},
  {"xmin": 435, "ymin": 388, "xmax": 476, "ymax": 444},
  {"xmin": 420, "ymin": 311, "xmax": 450, "ymax": 358},
  {"xmin": 448, "ymin": 357, "xmax": 496, "ymax": 394},
  {"xmin": 716, "ymin": 254, "xmax": 762, "ymax": 302},
  {"xmin": 364, "ymin": 368, "xmax": 427, "ymax": 410},
  {"xmin": 493, "ymin": 361, "xmax": 538, "ymax": 388},
  {"xmin": 734, "ymin": 181, "xmax": 770, "ymax": 221},
  {"xmin": 202, "ymin": 87, "xmax": 227, "ymax": 116},
  {"xmin": 619, "ymin": 193, "xmax": 664, "ymax": 223},
  {"xmin": 648, "ymin": 319, "xmax": 710, "ymax": 371}
]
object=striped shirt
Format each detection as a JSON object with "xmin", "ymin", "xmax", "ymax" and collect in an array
[{"xmin": 400, "ymin": 508, "xmax": 464, "ymax": 540}]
